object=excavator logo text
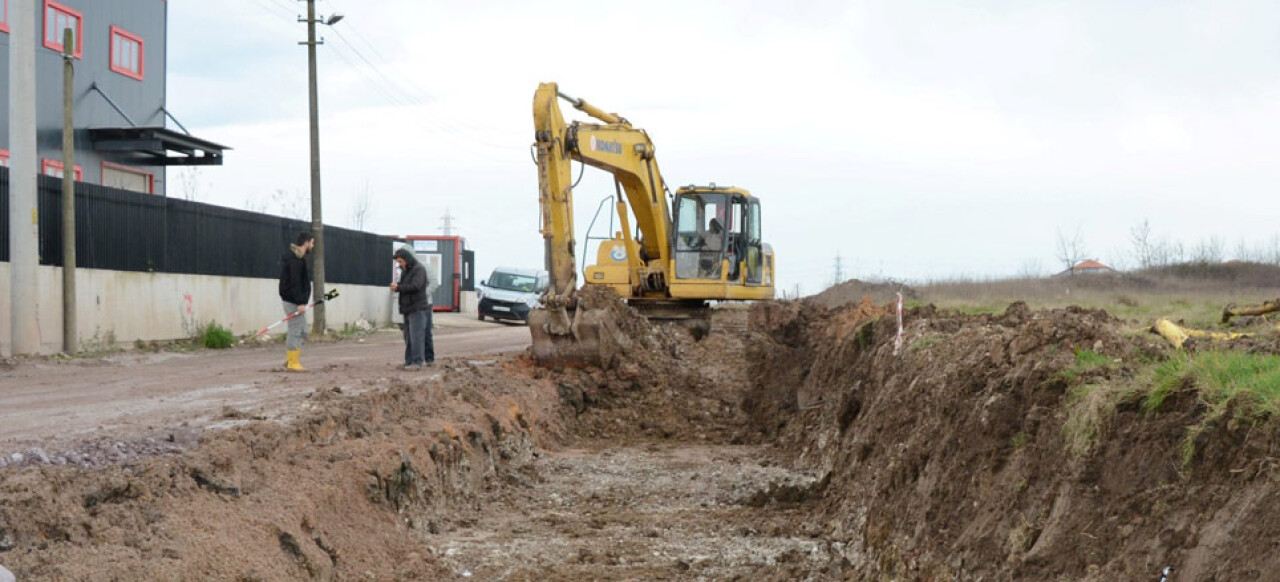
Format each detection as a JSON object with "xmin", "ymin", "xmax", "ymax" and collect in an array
[{"xmin": 589, "ymin": 135, "xmax": 623, "ymax": 155}]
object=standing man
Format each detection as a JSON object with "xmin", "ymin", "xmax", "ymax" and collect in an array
[
  {"xmin": 392, "ymin": 247, "xmax": 435, "ymax": 369},
  {"xmin": 279, "ymin": 232, "xmax": 315, "ymax": 372}
]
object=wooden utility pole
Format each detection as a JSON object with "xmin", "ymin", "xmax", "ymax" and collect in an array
[
  {"xmin": 61, "ymin": 29, "xmax": 78, "ymax": 354},
  {"xmin": 302, "ymin": 0, "xmax": 327, "ymax": 337}
]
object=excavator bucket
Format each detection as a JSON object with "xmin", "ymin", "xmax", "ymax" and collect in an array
[
  {"xmin": 528, "ymin": 288, "xmax": 637, "ymax": 370},
  {"xmin": 529, "ymin": 306, "xmax": 632, "ymax": 369}
]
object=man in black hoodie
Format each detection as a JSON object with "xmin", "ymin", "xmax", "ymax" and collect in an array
[
  {"xmin": 279, "ymin": 232, "xmax": 314, "ymax": 371},
  {"xmin": 392, "ymin": 247, "xmax": 435, "ymax": 369}
]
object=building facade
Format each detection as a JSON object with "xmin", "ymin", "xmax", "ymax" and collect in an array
[{"xmin": 1, "ymin": 0, "xmax": 223, "ymax": 196}]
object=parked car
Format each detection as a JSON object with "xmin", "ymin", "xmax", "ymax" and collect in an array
[{"xmin": 477, "ymin": 267, "xmax": 548, "ymax": 323}]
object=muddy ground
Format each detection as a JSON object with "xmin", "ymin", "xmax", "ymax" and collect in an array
[{"xmin": 2, "ymin": 299, "xmax": 1280, "ymax": 580}]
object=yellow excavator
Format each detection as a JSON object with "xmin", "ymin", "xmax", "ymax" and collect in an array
[{"xmin": 530, "ymin": 82, "xmax": 775, "ymax": 367}]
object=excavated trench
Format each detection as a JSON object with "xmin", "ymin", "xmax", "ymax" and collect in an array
[{"xmin": 3, "ymin": 296, "xmax": 1280, "ymax": 580}]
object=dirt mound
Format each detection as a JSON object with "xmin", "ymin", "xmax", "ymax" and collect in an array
[
  {"xmin": 746, "ymin": 299, "xmax": 1280, "ymax": 579},
  {"xmin": 0, "ymin": 361, "xmax": 563, "ymax": 580},
  {"xmin": 808, "ymin": 278, "xmax": 917, "ymax": 308}
]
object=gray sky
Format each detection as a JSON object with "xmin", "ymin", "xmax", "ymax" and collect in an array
[{"xmin": 168, "ymin": 0, "xmax": 1280, "ymax": 295}]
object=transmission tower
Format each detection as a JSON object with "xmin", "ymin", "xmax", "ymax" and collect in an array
[
  {"xmin": 833, "ymin": 252, "xmax": 845, "ymax": 286},
  {"xmin": 439, "ymin": 207, "xmax": 456, "ymax": 235}
]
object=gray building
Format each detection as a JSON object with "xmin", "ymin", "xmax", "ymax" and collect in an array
[{"xmin": 0, "ymin": 0, "xmax": 225, "ymax": 196}]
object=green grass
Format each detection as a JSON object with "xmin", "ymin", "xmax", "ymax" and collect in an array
[
  {"xmin": 1063, "ymin": 350, "xmax": 1280, "ymax": 464},
  {"xmin": 199, "ymin": 321, "xmax": 235, "ymax": 350},
  {"xmin": 1055, "ymin": 348, "xmax": 1115, "ymax": 384}
]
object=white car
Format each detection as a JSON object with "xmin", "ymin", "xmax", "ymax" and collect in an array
[{"xmin": 477, "ymin": 267, "xmax": 548, "ymax": 323}]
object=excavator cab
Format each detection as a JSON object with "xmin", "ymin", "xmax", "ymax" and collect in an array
[{"xmin": 669, "ymin": 186, "xmax": 773, "ymax": 299}]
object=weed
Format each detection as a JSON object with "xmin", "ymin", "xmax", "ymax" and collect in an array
[
  {"xmin": 1074, "ymin": 349, "xmax": 1111, "ymax": 370},
  {"xmin": 1011, "ymin": 432, "xmax": 1028, "ymax": 449},
  {"xmin": 199, "ymin": 321, "xmax": 235, "ymax": 350},
  {"xmin": 1055, "ymin": 348, "xmax": 1114, "ymax": 384}
]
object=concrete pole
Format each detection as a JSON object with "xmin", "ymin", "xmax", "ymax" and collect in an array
[
  {"xmin": 304, "ymin": 0, "xmax": 327, "ymax": 337},
  {"xmin": 62, "ymin": 29, "xmax": 78, "ymax": 354},
  {"xmin": 9, "ymin": 0, "xmax": 40, "ymax": 355}
]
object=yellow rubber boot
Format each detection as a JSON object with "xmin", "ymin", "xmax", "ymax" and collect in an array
[{"xmin": 286, "ymin": 349, "xmax": 305, "ymax": 372}]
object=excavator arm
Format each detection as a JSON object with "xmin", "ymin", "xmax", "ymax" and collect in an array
[
  {"xmin": 534, "ymin": 82, "xmax": 673, "ymax": 303},
  {"xmin": 531, "ymin": 83, "xmax": 678, "ymax": 367}
]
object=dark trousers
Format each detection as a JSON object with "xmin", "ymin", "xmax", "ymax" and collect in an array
[{"xmin": 402, "ymin": 309, "xmax": 435, "ymax": 365}]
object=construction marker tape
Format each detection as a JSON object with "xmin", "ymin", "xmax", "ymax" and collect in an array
[{"xmin": 893, "ymin": 291, "xmax": 904, "ymax": 356}]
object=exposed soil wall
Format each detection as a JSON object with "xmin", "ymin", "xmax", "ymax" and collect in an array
[{"xmin": 747, "ymin": 298, "xmax": 1280, "ymax": 580}]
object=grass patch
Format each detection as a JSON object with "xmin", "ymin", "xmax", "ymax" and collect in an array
[
  {"xmin": 1063, "ymin": 350, "xmax": 1280, "ymax": 463},
  {"xmin": 198, "ymin": 321, "xmax": 236, "ymax": 350},
  {"xmin": 1147, "ymin": 351, "xmax": 1280, "ymax": 464},
  {"xmin": 1055, "ymin": 348, "xmax": 1114, "ymax": 384}
]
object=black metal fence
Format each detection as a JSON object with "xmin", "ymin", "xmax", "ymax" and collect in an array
[{"xmin": 0, "ymin": 166, "xmax": 388, "ymax": 285}]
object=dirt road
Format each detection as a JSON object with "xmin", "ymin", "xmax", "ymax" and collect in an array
[{"xmin": 0, "ymin": 317, "xmax": 530, "ymax": 459}]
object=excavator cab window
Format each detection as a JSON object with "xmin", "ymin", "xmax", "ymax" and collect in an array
[
  {"xmin": 673, "ymin": 192, "xmax": 728, "ymax": 280},
  {"xmin": 745, "ymin": 199, "xmax": 763, "ymax": 284}
]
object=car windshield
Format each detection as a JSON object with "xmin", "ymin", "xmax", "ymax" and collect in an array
[{"xmin": 488, "ymin": 272, "xmax": 539, "ymax": 292}]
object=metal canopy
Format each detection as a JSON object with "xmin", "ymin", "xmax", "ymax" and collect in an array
[{"xmin": 88, "ymin": 126, "xmax": 230, "ymax": 166}]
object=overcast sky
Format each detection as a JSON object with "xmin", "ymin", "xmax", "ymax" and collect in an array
[{"xmin": 167, "ymin": 0, "xmax": 1280, "ymax": 296}]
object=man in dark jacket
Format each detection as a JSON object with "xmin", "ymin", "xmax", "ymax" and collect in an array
[
  {"xmin": 279, "ymin": 232, "xmax": 315, "ymax": 371},
  {"xmin": 392, "ymin": 247, "xmax": 435, "ymax": 369}
]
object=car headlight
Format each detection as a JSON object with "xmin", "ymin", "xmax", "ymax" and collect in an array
[{"xmin": 525, "ymin": 296, "xmax": 540, "ymax": 308}]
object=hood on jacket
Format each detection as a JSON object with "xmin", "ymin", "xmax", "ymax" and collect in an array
[
  {"xmin": 290, "ymin": 244, "xmax": 307, "ymax": 259},
  {"xmin": 394, "ymin": 247, "xmax": 418, "ymax": 266}
]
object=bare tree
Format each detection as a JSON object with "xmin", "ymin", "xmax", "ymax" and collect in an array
[
  {"xmin": 243, "ymin": 194, "xmax": 269, "ymax": 214},
  {"xmin": 1055, "ymin": 227, "xmax": 1089, "ymax": 273},
  {"xmin": 1129, "ymin": 219, "xmax": 1155, "ymax": 269},
  {"xmin": 350, "ymin": 181, "xmax": 373, "ymax": 232},
  {"xmin": 175, "ymin": 167, "xmax": 203, "ymax": 201},
  {"xmin": 1018, "ymin": 258, "xmax": 1044, "ymax": 279},
  {"xmin": 273, "ymin": 188, "xmax": 307, "ymax": 220},
  {"xmin": 1191, "ymin": 236, "xmax": 1225, "ymax": 264}
]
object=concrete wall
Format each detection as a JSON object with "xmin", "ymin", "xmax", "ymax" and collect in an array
[{"xmin": 0, "ymin": 264, "xmax": 394, "ymax": 355}]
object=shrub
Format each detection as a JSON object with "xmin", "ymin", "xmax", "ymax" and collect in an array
[{"xmin": 200, "ymin": 321, "xmax": 235, "ymax": 349}]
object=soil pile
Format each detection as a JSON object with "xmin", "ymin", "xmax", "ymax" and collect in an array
[
  {"xmin": 746, "ymin": 298, "xmax": 1280, "ymax": 579},
  {"xmin": 809, "ymin": 279, "xmax": 916, "ymax": 308}
]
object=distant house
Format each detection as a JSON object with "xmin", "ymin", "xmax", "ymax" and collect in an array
[{"xmin": 1056, "ymin": 259, "xmax": 1115, "ymax": 276}]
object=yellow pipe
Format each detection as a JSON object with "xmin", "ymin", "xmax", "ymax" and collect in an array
[{"xmin": 1153, "ymin": 318, "xmax": 1249, "ymax": 349}]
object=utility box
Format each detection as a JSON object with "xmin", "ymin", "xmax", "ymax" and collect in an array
[{"xmin": 390, "ymin": 235, "xmax": 473, "ymax": 313}]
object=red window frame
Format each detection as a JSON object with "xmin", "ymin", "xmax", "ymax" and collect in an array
[
  {"xmin": 43, "ymin": 0, "xmax": 82, "ymax": 58},
  {"xmin": 41, "ymin": 159, "xmax": 83, "ymax": 181},
  {"xmin": 101, "ymin": 161, "xmax": 155, "ymax": 194},
  {"xmin": 109, "ymin": 26, "xmax": 144, "ymax": 80},
  {"xmin": 1, "ymin": 0, "xmax": 10, "ymax": 34}
]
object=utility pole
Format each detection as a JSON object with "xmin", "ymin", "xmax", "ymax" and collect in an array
[
  {"xmin": 9, "ymin": 0, "xmax": 40, "ymax": 356},
  {"xmin": 61, "ymin": 29, "xmax": 78, "ymax": 354},
  {"xmin": 301, "ymin": 0, "xmax": 327, "ymax": 337}
]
